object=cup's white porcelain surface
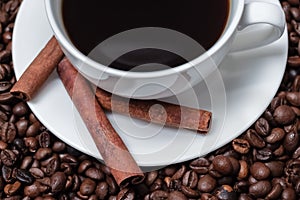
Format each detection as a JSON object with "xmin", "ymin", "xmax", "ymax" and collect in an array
[{"xmin": 45, "ymin": 0, "xmax": 285, "ymax": 99}]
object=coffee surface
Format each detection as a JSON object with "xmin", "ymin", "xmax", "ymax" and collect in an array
[{"xmin": 63, "ymin": 0, "xmax": 229, "ymax": 70}]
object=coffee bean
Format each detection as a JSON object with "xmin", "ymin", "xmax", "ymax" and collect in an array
[
  {"xmin": 238, "ymin": 193, "xmax": 253, "ymax": 200},
  {"xmin": 80, "ymin": 178, "xmax": 96, "ymax": 196},
  {"xmin": 197, "ymin": 174, "xmax": 216, "ymax": 193},
  {"xmin": 250, "ymin": 162, "xmax": 270, "ymax": 180},
  {"xmin": 172, "ymin": 165, "xmax": 186, "ymax": 180},
  {"xmin": 212, "ymin": 155, "xmax": 233, "ymax": 175},
  {"xmin": 117, "ymin": 188, "xmax": 135, "ymax": 200},
  {"xmin": 182, "ymin": 170, "xmax": 198, "ymax": 188},
  {"xmin": 26, "ymin": 121, "xmax": 41, "ymax": 137},
  {"xmin": 15, "ymin": 119, "xmax": 28, "ymax": 137},
  {"xmin": 265, "ymin": 161, "xmax": 285, "ymax": 177},
  {"xmin": 201, "ymin": 193, "xmax": 218, "ymax": 200},
  {"xmin": 29, "ymin": 167, "xmax": 44, "ymax": 179},
  {"xmin": 95, "ymin": 182, "xmax": 109, "ymax": 199},
  {"xmin": 282, "ymin": 187, "xmax": 296, "ymax": 200},
  {"xmin": 0, "ymin": 140, "xmax": 8, "ymax": 150},
  {"xmin": 16, "ymin": 168, "xmax": 33, "ymax": 184},
  {"xmin": 50, "ymin": 172, "xmax": 66, "ymax": 193},
  {"xmin": 189, "ymin": 157, "xmax": 210, "ymax": 174},
  {"xmin": 266, "ymin": 128, "xmax": 286, "ymax": 144},
  {"xmin": 0, "ymin": 122, "xmax": 16, "ymax": 143},
  {"xmin": 24, "ymin": 137, "xmax": 38, "ymax": 153},
  {"xmin": 238, "ymin": 160, "xmax": 249, "ymax": 180},
  {"xmin": 181, "ymin": 185, "xmax": 200, "ymax": 198},
  {"xmin": 85, "ymin": 167, "xmax": 104, "ymax": 181},
  {"xmin": 4, "ymin": 181, "xmax": 21, "ymax": 195},
  {"xmin": 274, "ymin": 105, "xmax": 296, "ymax": 125},
  {"xmin": 52, "ymin": 141, "xmax": 66, "ymax": 152},
  {"xmin": 24, "ymin": 181, "xmax": 48, "ymax": 198},
  {"xmin": 38, "ymin": 131, "xmax": 51, "ymax": 148},
  {"xmin": 246, "ymin": 129, "xmax": 265, "ymax": 149},
  {"xmin": 41, "ymin": 154, "xmax": 60, "ymax": 176},
  {"xmin": 168, "ymin": 190, "xmax": 188, "ymax": 200},
  {"xmin": 255, "ymin": 118, "xmax": 270, "ymax": 136},
  {"xmin": 35, "ymin": 148, "xmax": 52, "ymax": 160},
  {"xmin": 284, "ymin": 130, "xmax": 299, "ymax": 152},
  {"xmin": 149, "ymin": 190, "xmax": 168, "ymax": 199},
  {"xmin": 106, "ymin": 175, "xmax": 118, "ymax": 195},
  {"xmin": 214, "ymin": 185, "xmax": 237, "ymax": 200},
  {"xmin": 249, "ymin": 180, "xmax": 272, "ymax": 198},
  {"xmin": 232, "ymin": 139, "xmax": 250, "ymax": 154},
  {"xmin": 266, "ymin": 183, "xmax": 282, "ymax": 200},
  {"xmin": 1, "ymin": 149, "xmax": 17, "ymax": 166},
  {"xmin": 254, "ymin": 148, "xmax": 273, "ymax": 161}
]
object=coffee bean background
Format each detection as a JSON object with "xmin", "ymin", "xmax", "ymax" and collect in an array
[{"xmin": 0, "ymin": 0, "xmax": 299, "ymax": 199}]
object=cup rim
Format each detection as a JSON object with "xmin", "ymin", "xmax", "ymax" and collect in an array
[{"xmin": 45, "ymin": 0, "xmax": 244, "ymax": 79}]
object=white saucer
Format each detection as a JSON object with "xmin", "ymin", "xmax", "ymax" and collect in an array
[{"xmin": 12, "ymin": 0, "xmax": 287, "ymax": 166}]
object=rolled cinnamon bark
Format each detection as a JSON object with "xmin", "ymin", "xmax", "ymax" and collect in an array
[
  {"xmin": 11, "ymin": 36, "xmax": 64, "ymax": 101},
  {"xmin": 95, "ymin": 87, "xmax": 212, "ymax": 133},
  {"xmin": 57, "ymin": 58, "xmax": 144, "ymax": 186}
]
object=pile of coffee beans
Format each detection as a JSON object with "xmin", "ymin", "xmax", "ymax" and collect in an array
[{"xmin": 0, "ymin": 0, "xmax": 300, "ymax": 199}]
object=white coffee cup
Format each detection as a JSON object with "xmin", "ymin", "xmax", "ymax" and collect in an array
[{"xmin": 45, "ymin": 0, "xmax": 285, "ymax": 99}]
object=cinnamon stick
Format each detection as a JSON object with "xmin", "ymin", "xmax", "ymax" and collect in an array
[
  {"xmin": 57, "ymin": 58, "xmax": 144, "ymax": 186},
  {"xmin": 95, "ymin": 88, "xmax": 212, "ymax": 133},
  {"xmin": 11, "ymin": 36, "xmax": 64, "ymax": 101}
]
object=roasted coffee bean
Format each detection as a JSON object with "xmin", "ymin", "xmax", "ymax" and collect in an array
[
  {"xmin": 4, "ymin": 181, "xmax": 21, "ymax": 196},
  {"xmin": 282, "ymin": 1, "xmax": 292, "ymax": 21},
  {"xmin": 50, "ymin": 172, "xmax": 66, "ymax": 193},
  {"xmin": 182, "ymin": 170, "xmax": 198, "ymax": 188},
  {"xmin": 149, "ymin": 190, "xmax": 168, "ymax": 199},
  {"xmin": 15, "ymin": 119, "xmax": 28, "ymax": 137},
  {"xmin": 80, "ymin": 178, "xmax": 96, "ymax": 196},
  {"xmin": 249, "ymin": 180, "xmax": 272, "ymax": 198},
  {"xmin": 181, "ymin": 185, "xmax": 200, "ymax": 198},
  {"xmin": 246, "ymin": 129, "xmax": 265, "ymax": 148},
  {"xmin": 168, "ymin": 190, "xmax": 188, "ymax": 200},
  {"xmin": 274, "ymin": 105, "xmax": 296, "ymax": 125},
  {"xmin": 250, "ymin": 162, "xmax": 270, "ymax": 180},
  {"xmin": 0, "ymin": 140, "xmax": 8, "ymax": 150},
  {"xmin": 282, "ymin": 187, "xmax": 296, "ymax": 200},
  {"xmin": 117, "ymin": 188, "xmax": 135, "ymax": 200},
  {"xmin": 1, "ymin": 149, "xmax": 17, "ymax": 166},
  {"xmin": 287, "ymin": 92, "xmax": 300, "ymax": 106},
  {"xmin": 38, "ymin": 131, "xmax": 51, "ymax": 148},
  {"xmin": 26, "ymin": 121, "xmax": 41, "ymax": 137},
  {"xmin": 197, "ymin": 174, "xmax": 217, "ymax": 193},
  {"xmin": 265, "ymin": 161, "xmax": 284, "ymax": 177},
  {"xmin": 95, "ymin": 182, "xmax": 109, "ymax": 199},
  {"xmin": 0, "ymin": 80, "xmax": 11, "ymax": 92},
  {"xmin": 233, "ymin": 181, "xmax": 248, "ymax": 193},
  {"xmin": 42, "ymin": 154, "xmax": 60, "ymax": 176},
  {"xmin": 172, "ymin": 165, "xmax": 186, "ymax": 180},
  {"xmin": 212, "ymin": 155, "xmax": 233, "ymax": 175},
  {"xmin": 29, "ymin": 167, "xmax": 44, "ymax": 179},
  {"xmin": 12, "ymin": 102, "xmax": 28, "ymax": 117},
  {"xmin": 213, "ymin": 185, "xmax": 237, "ymax": 200},
  {"xmin": 16, "ymin": 168, "xmax": 33, "ymax": 184},
  {"xmin": 24, "ymin": 137, "xmax": 38, "ymax": 152},
  {"xmin": 85, "ymin": 167, "xmax": 104, "ymax": 181},
  {"xmin": 35, "ymin": 148, "xmax": 52, "ymax": 160},
  {"xmin": 52, "ymin": 141, "xmax": 66, "ymax": 152},
  {"xmin": 189, "ymin": 157, "xmax": 210, "ymax": 174},
  {"xmin": 24, "ymin": 181, "xmax": 48, "ymax": 198},
  {"xmin": 238, "ymin": 160, "xmax": 249, "ymax": 180},
  {"xmin": 266, "ymin": 128, "xmax": 286, "ymax": 144},
  {"xmin": 284, "ymin": 130, "xmax": 299, "ymax": 152},
  {"xmin": 255, "ymin": 118, "xmax": 270, "ymax": 136},
  {"xmin": 232, "ymin": 139, "xmax": 250, "ymax": 154},
  {"xmin": 0, "ymin": 122, "xmax": 16, "ymax": 143},
  {"xmin": 0, "ymin": 49, "xmax": 11, "ymax": 62},
  {"xmin": 145, "ymin": 171, "xmax": 158, "ymax": 186},
  {"xmin": 254, "ymin": 148, "xmax": 273, "ymax": 161},
  {"xmin": 238, "ymin": 193, "xmax": 253, "ymax": 200},
  {"xmin": 266, "ymin": 183, "xmax": 282, "ymax": 200}
]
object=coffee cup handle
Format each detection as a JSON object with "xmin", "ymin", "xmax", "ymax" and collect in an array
[{"xmin": 230, "ymin": 2, "xmax": 285, "ymax": 52}]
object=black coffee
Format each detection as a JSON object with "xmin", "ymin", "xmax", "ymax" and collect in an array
[{"xmin": 62, "ymin": 0, "xmax": 229, "ymax": 71}]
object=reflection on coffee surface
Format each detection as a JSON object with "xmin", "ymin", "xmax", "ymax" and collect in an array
[{"xmin": 62, "ymin": 0, "xmax": 229, "ymax": 71}]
